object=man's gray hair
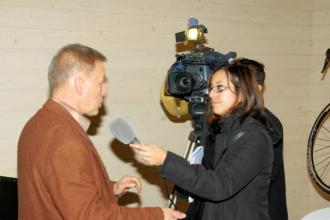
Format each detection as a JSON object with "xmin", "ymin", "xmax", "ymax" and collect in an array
[{"xmin": 48, "ymin": 43, "xmax": 107, "ymax": 92}]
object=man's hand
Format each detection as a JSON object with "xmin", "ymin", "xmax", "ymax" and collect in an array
[
  {"xmin": 129, "ymin": 143, "xmax": 167, "ymax": 166},
  {"xmin": 113, "ymin": 175, "xmax": 141, "ymax": 197},
  {"xmin": 162, "ymin": 208, "xmax": 186, "ymax": 220}
]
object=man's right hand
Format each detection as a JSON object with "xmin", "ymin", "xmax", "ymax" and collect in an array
[{"xmin": 162, "ymin": 208, "xmax": 186, "ymax": 220}]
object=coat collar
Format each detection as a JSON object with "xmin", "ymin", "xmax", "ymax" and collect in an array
[{"xmin": 43, "ymin": 99, "xmax": 90, "ymax": 132}]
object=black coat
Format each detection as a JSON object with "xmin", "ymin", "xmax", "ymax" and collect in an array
[
  {"xmin": 160, "ymin": 114, "xmax": 273, "ymax": 220},
  {"xmin": 265, "ymin": 108, "xmax": 288, "ymax": 220}
]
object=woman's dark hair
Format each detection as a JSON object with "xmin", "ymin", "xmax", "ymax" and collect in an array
[
  {"xmin": 209, "ymin": 64, "xmax": 269, "ymax": 127},
  {"xmin": 234, "ymin": 58, "xmax": 265, "ymax": 85}
]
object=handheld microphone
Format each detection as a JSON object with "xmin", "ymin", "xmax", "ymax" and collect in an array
[{"xmin": 109, "ymin": 116, "xmax": 140, "ymax": 144}]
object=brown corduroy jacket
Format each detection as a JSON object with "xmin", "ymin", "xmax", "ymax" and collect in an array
[{"xmin": 17, "ymin": 99, "xmax": 163, "ymax": 220}]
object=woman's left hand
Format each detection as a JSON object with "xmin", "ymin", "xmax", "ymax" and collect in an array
[{"xmin": 129, "ymin": 143, "xmax": 167, "ymax": 166}]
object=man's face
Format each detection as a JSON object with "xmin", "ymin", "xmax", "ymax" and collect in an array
[{"xmin": 81, "ymin": 61, "xmax": 107, "ymax": 116}]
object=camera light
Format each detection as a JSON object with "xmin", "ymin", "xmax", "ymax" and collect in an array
[{"xmin": 186, "ymin": 28, "xmax": 199, "ymax": 41}]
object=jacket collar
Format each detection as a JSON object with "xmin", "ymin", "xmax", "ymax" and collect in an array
[
  {"xmin": 44, "ymin": 99, "xmax": 91, "ymax": 132},
  {"xmin": 51, "ymin": 98, "xmax": 90, "ymax": 131}
]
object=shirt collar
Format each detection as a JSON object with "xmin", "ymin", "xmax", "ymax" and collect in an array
[{"xmin": 51, "ymin": 98, "xmax": 91, "ymax": 132}]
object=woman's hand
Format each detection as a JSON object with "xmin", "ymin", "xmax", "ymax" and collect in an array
[{"xmin": 129, "ymin": 143, "xmax": 167, "ymax": 166}]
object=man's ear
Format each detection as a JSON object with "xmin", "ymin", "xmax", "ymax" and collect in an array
[{"xmin": 74, "ymin": 73, "xmax": 85, "ymax": 96}]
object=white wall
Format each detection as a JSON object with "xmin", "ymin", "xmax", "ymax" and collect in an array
[{"xmin": 0, "ymin": 1, "xmax": 329, "ymax": 219}]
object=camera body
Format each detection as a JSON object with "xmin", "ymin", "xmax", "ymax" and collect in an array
[
  {"xmin": 167, "ymin": 47, "xmax": 235, "ymax": 101},
  {"xmin": 163, "ymin": 18, "xmax": 236, "ymax": 135},
  {"xmin": 166, "ymin": 47, "xmax": 235, "ymax": 133}
]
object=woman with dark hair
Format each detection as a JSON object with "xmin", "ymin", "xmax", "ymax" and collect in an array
[{"xmin": 130, "ymin": 64, "xmax": 273, "ymax": 220}]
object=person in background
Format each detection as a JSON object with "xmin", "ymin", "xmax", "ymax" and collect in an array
[
  {"xmin": 235, "ymin": 58, "xmax": 288, "ymax": 220},
  {"xmin": 17, "ymin": 43, "xmax": 185, "ymax": 220},
  {"xmin": 130, "ymin": 64, "xmax": 273, "ymax": 220}
]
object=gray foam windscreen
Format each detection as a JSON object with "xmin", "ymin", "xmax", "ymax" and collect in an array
[{"xmin": 109, "ymin": 116, "xmax": 140, "ymax": 144}]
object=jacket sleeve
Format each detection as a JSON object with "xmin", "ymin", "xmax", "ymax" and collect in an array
[
  {"xmin": 44, "ymin": 140, "xmax": 163, "ymax": 220},
  {"xmin": 159, "ymin": 130, "xmax": 272, "ymax": 202}
]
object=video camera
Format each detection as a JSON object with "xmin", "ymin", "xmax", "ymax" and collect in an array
[{"xmin": 164, "ymin": 18, "xmax": 236, "ymax": 134}]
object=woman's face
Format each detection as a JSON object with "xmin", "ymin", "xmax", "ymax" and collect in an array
[{"xmin": 209, "ymin": 69, "xmax": 240, "ymax": 117}]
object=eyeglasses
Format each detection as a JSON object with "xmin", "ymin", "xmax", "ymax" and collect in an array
[{"xmin": 208, "ymin": 84, "xmax": 229, "ymax": 93}]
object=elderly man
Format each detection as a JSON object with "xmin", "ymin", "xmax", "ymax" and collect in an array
[{"xmin": 17, "ymin": 44, "xmax": 185, "ymax": 220}]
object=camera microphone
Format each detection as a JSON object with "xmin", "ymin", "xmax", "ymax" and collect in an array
[{"xmin": 109, "ymin": 116, "xmax": 140, "ymax": 144}]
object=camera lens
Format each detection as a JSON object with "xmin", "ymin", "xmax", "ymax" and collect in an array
[
  {"xmin": 180, "ymin": 77, "xmax": 190, "ymax": 86},
  {"xmin": 175, "ymin": 74, "xmax": 192, "ymax": 92}
]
